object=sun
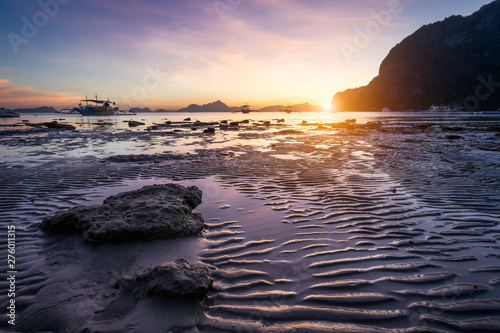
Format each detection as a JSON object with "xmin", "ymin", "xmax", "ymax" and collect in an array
[{"xmin": 323, "ymin": 102, "xmax": 332, "ymax": 111}]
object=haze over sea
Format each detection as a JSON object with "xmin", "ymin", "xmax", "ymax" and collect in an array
[{"xmin": 1, "ymin": 109, "xmax": 500, "ymax": 332}]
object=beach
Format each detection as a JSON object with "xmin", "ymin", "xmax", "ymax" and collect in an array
[{"xmin": 1, "ymin": 111, "xmax": 500, "ymax": 332}]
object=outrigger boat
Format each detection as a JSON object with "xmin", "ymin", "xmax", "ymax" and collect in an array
[
  {"xmin": 241, "ymin": 103, "xmax": 253, "ymax": 114},
  {"xmin": 60, "ymin": 95, "xmax": 135, "ymax": 116}
]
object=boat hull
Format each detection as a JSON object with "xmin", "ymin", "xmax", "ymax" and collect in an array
[{"xmin": 75, "ymin": 108, "xmax": 116, "ymax": 116}]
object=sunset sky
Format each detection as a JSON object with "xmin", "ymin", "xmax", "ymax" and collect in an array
[{"xmin": 0, "ymin": 0, "xmax": 493, "ymax": 110}]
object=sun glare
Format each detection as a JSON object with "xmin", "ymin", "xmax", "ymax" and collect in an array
[{"xmin": 323, "ymin": 102, "xmax": 332, "ymax": 111}]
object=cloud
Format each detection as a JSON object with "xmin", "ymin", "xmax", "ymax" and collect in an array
[{"xmin": 0, "ymin": 79, "xmax": 80, "ymax": 108}]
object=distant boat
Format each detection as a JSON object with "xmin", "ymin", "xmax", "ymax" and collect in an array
[
  {"xmin": 0, "ymin": 108, "xmax": 20, "ymax": 117},
  {"xmin": 61, "ymin": 95, "xmax": 135, "ymax": 116},
  {"xmin": 283, "ymin": 105, "xmax": 293, "ymax": 113},
  {"xmin": 241, "ymin": 104, "xmax": 252, "ymax": 114},
  {"xmin": 382, "ymin": 107, "xmax": 391, "ymax": 112},
  {"xmin": 428, "ymin": 104, "xmax": 459, "ymax": 112}
]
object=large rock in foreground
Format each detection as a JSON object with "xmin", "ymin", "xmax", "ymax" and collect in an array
[
  {"xmin": 115, "ymin": 258, "xmax": 212, "ymax": 298},
  {"xmin": 40, "ymin": 184, "xmax": 204, "ymax": 244}
]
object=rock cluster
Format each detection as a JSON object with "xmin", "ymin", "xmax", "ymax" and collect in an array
[
  {"xmin": 41, "ymin": 184, "xmax": 204, "ymax": 244},
  {"xmin": 41, "ymin": 184, "xmax": 212, "ymax": 299}
]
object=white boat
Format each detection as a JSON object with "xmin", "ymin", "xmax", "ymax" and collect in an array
[{"xmin": 0, "ymin": 108, "xmax": 20, "ymax": 117}]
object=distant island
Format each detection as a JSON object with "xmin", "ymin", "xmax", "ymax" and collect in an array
[
  {"xmin": 333, "ymin": 0, "xmax": 500, "ymax": 111},
  {"xmin": 12, "ymin": 106, "xmax": 59, "ymax": 114},
  {"xmin": 13, "ymin": 101, "xmax": 322, "ymax": 113}
]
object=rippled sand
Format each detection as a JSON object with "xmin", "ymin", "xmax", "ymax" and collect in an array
[{"xmin": 1, "ymin": 112, "xmax": 500, "ymax": 332}]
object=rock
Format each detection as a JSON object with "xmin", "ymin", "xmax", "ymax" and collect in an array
[
  {"xmin": 203, "ymin": 127, "xmax": 216, "ymax": 134},
  {"xmin": 478, "ymin": 143, "xmax": 500, "ymax": 152},
  {"xmin": 40, "ymin": 184, "xmax": 204, "ymax": 244},
  {"xmin": 345, "ymin": 119, "xmax": 357, "ymax": 123},
  {"xmin": 115, "ymin": 258, "xmax": 212, "ymax": 298},
  {"xmin": 486, "ymin": 125, "xmax": 500, "ymax": 132},
  {"xmin": 184, "ymin": 117, "xmax": 191, "ymax": 121},
  {"xmin": 127, "ymin": 120, "xmax": 146, "ymax": 127},
  {"xmin": 442, "ymin": 126, "xmax": 465, "ymax": 132},
  {"xmin": 43, "ymin": 121, "xmax": 76, "ymax": 130},
  {"xmin": 229, "ymin": 122, "xmax": 240, "ymax": 127},
  {"xmin": 445, "ymin": 135, "xmax": 463, "ymax": 140}
]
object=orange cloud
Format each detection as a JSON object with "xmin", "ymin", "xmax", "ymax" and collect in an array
[{"xmin": 0, "ymin": 79, "xmax": 80, "ymax": 109}]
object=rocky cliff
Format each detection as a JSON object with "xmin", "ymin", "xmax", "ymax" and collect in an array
[{"xmin": 333, "ymin": 0, "xmax": 500, "ymax": 111}]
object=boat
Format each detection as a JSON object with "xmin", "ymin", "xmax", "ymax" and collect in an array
[
  {"xmin": 241, "ymin": 104, "xmax": 252, "ymax": 114},
  {"xmin": 0, "ymin": 108, "xmax": 20, "ymax": 117},
  {"xmin": 60, "ymin": 95, "xmax": 136, "ymax": 116},
  {"xmin": 74, "ymin": 95, "xmax": 118, "ymax": 116},
  {"xmin": 283, "ymin": 106, "xmax": 293, "ymax": 113},
  {"xmin": 382, "ymin": 107, "xmax": 391, "ymax": 112}
]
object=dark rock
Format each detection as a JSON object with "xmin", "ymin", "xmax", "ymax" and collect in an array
[
  {"xmin": 40, "ymin": 184, "xmax": 204, "ymax": 244},
  {"xmin": 241, "ymin": 119, "xmax": 250, "ymax": 124},
  {"xmin": 43, "ymin": 121, "xmax": 76, "ymax": 130},
  {"xmin": 345, "ymin": 119, "xmax": 357, "ymax": 123},
  {"xmin": 203, "ymin": 127, "xmax": 216, "ymax": 134},
  {"xmin": 478, "ymin": 143, "xmax": 500, "ymax": 151},
  {"xmin": 127, "ymin": 120, "xmax": 146, "ymax": 127},
  {"xmin": 277, "ymin": 119, "xmax": 285, "ymax": 123},
  {"xmin": 184, "ymin": 117, "xmax": 191, "ymax": 121},
  {"xmin": 445, "ymin": 135, "xmax": 464, "ymax": 140},
  {"xmin": 115, "ymin": 258, "xmax": 212, "ymax": 298},
  {"xmin": 229, "ymin": 122, "xmax": 240, "ymax": 127},
  {"xmin": 442, "ymin": 126, "xmax": 465, "ymax": 132},
  {"xmin": 277, "ymin": 129, "xmax": 304, "ymax": 135},
  {"xmin": 487, "ymin": 126, "xmax": 500, "ymax": 132},
  {"xmin": 93, "ymin": 122, "xmax": 114, "ymax": 126},
  {"xmin": 263, "ymin": 121, "xmax": 271, "ymax": 126}
]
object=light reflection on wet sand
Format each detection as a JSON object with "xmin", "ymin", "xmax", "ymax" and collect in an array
[{"xmin": 1, "ymin": 111, "xmax": 500, "ymax": 332}]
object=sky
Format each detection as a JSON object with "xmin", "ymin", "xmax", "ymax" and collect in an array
[{"xmin": 0, "ymin": 0, "xmax": 494, "ymax": 110}]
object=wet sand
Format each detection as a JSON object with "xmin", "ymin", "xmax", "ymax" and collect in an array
[{"xmin": 1, "ymin": 112, "xmax": 500, "ymax": 332}]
